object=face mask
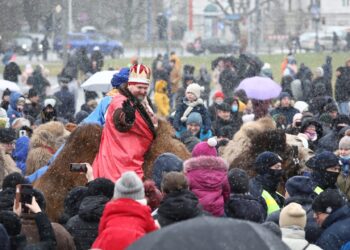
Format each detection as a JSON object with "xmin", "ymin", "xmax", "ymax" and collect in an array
[
  {"xmin": 231, "ymin": 105, "xmax": 238, "ymax": 112},
  {"xmin": 323, "ymin": 171, "xmax": 340, "ymax": 188},
  {"xmin": 295, "ymin": 121, "xmax": 302, "ymax": 127},
  {"xmin": 258, "ymin": 169, "xmax": 283, "ymax": 192},
  {"xmin": 45, "ymin": 111, "xmax": 55, "ymax": 120},
  {"xmin": 215, "ymin": 100, "xmax": 223, "ymax": 105},
  {"xmin": 305, "ymin": 131, "xmax": 317, "ymax": 141}
]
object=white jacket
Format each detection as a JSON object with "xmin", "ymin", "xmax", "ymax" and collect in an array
[{"xmin": 281, "ymin": 227, "xmax": 322, "ymax": 250}]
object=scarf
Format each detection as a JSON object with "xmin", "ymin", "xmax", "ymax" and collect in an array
[{"xmin": 180, "ymin": 98, "xmax": 204, "ymax": 123}]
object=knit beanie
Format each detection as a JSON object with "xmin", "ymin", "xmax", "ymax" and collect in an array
[
  {"xmin": 279, "ymin": 202, "xmax": 307, "ymax": 229},
  {"xmin": 228, "ymin": 168, "xmax": 249, "ymax": 194},
  {"xmin": 113, "ymin": 171, "xmax": 145, "ymax": 200},
  {"xmin": 191, "ymin": 137, "xmax": 217, "ymax": 157},
  {"xmin": 339, "ymin": 136, "xmax": 350, "ymax": 149},
  {"xmin": 186, "ymin": 112, "xmax": 202, "ymax": 126},
  {"xmin": 186, "ymin": 83, "xmax": 204, "ymax": 99},
  {"xmin": 279, "ymin": 92, "xmax": 291, "ymax": 100},
  {"xmin": 152, "ymin": 153, "xmax": 183, "ymax": 189},
  {"xmin": 312, "ymin": 189, "xmax": 346, "ymax": 214},
  {"xmin": 213, "ymin": 91, "xmax": 225, "ymax": 99},
  {"xmin": 285, "ymin": 176, "xmax": 314, "ymax": 197},
  {"xmin": 111, "ymin": 67, "xmax": 130, "ymax": 88},
  {"xmin": 255, "ymin": 151, "xmax": 283, "ymax": 174},
  {"xmin": 2, "ymin": 173, "xmax": 28, "ymax": 189},
  {"xmin": 305, "ymin": 151, "xmax": 339, "ymax": 171}
]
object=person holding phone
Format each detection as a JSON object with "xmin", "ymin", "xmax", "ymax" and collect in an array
[{"xmin": 93, "ymin": 64, "xmax": 158, "ymax": 182}]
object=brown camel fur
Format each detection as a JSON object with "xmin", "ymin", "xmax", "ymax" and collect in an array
[
  {"xmin": 34, "ymin": 124, "xmax": 103, "ymax": 222},
  {"xmin": 143, "ymin": 119, "xmax": 191, "ymax": 179},
  {"xmin": 34, "ymin": 120, "xmax": 190, "ymax": 221},
  {"xmin": 221, "ymin": 117, "xmax": 312, "ymax": 178}
]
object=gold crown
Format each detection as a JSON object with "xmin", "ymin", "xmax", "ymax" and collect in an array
[{"xmin": 128, "ymin": 64, "xmax": 151, "ymax": 85}]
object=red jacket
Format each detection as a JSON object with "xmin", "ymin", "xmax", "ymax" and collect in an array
[
  {"xmin": 92, "ymin": 198, "xmax": 157, "ymax": 250},
  {"xmin": 93, "ymin": 94, "xmax": 154, "ymax": 181}
]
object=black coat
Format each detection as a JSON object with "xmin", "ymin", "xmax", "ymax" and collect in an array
[
  {"xmin": 212, "ymin": 116, "xmax": 242, "ymax": 137},
  {"xmin": 335, "ymin": 67, "xmax": 350, "ymax": 102},
  {"xmin": 270, "ymin": 106, "xmax": 299, "ymax": 126},
  {"xmin": 225, "ymin": 193, "xmax": 266, "ymax": 223},
  {"xmin": 157, "ymin": 189, "xmax": 203, "ymax": 227},
  {"xmin": 54, "ymin": 86, "xmax": 75, "ymax": 120},
  {"xmin": 65, "ymin": 195, "xmax": 109, "ymax": 250},
  {"xmin": 23, "ymin": 102, "xmax": 42, "ymax": 120},
  {"xmin": 316, "ymin": 205, "xmax": 350, "ymax": 250},
  {"xmin": 3, "ymin": 62, "xmax": 21, "ymax": 83},
  {"xmin": 266, "ymin": 196, "xmax": 322, "ymax": 243}
]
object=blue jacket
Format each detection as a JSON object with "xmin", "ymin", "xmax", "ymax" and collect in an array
[
  {"xmin": 12, "ymin": 136, "xmax": 29, "ymax": 174},
  {"xmin": 316, "ymin": 205, "xmax": 350, "ymax": 250},
  {"xmin": 173, "ymin": 99, "xmax": 211, "ymax": 132},
  {"xmin": 270, "ymin": 106, "xmax": 299, "ymax": 125},
  {"xmin": 82, "ymin": 96, "xmax": 112, "ymax": 126},
  {"xmin": 7, "ymin": 92, "xmax": 23, "ymax": 125}
]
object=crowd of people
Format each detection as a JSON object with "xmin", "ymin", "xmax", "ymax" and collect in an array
[{"xmin": 0, "ymin": 50, "xmax": 350, "ymax": 249}]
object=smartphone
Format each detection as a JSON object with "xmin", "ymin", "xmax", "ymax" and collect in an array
[
  {"xmin": 70, "ymin": 163, "xmax": 87, "ymax": 173},
  {"xmin": 19, "ymin": 130, "xmax": 27, "ymax": 137},
  {"xmin": 16, "ymin": 184, "xmax": 33, "ymax": 213}
]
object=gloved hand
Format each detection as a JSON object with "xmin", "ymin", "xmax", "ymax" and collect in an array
[{"xmin": 122, "ymin": 100, "xmax": 135, "ymax": 124}]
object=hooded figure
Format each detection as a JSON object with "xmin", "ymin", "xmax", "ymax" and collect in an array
[
  {"xmin": 249, "ymin": 151, "xmax": 285, "ymax": 215},
  {"xmin": 184, "ymin": 138, "xmax": 230, "ymax": 216},
  {"xmin": 306, "ymin": 151, "xmax": 341, "ymax": 193},
  {"xmin": 7, "ymin": 92, "xmax": 25, "ymax": 125},
  {"xmin": 154, "ymin": 80, "xmax": 170, "ymax": 117}
]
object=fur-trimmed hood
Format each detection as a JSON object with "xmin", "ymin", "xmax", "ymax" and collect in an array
[{"xmin": 184, "ymin": 156, "xmax": 229, "ymax": 173}]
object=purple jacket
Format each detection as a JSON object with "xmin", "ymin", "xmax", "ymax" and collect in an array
[{"xmin": 184, "ymin": 156, "xmax": 230, "ymax": 216}]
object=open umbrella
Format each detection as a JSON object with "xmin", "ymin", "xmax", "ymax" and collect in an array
[
  {"xmin": 128, "ymin": 217, "xmax": 289, "ymax": 250},
  {"xmin": 235, "ymin": 76, "xmax": 282, "ymax": 100},
  {"xmin": 81, "ymin": 70, "xmax": 118, "ymax": 92},
  {"xmin": 0, "ymin": 80, "xmax": 21, "ymax": 93}
]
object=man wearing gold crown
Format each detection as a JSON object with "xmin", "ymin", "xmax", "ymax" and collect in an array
[{"xmin": 93, "ymin": 64, "xmax": 158, "ymax": 181}]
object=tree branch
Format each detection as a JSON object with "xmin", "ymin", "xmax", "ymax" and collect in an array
[{"xmin": 209, "ymin": 0, "xmax": 229, "ymax": 15}]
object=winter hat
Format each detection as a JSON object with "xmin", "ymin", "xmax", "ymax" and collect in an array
[
  {"xmin": 279, "ymin": 92, "xmax": 291, "ymax": 100},
  {"xmin": 285, "ymin": 176, "xmax": 314, "ymax": 197},
  {"xmin": 333, "ymin": 114, "xmax": 350, "ymax": 129},
  {"xmin": 216, "ymin": 102, "xmax": 231, "ymax": 112},
  {"xmin": 262, "ymin": 222, "xmax": 282, "ymax": 239},
  {"xmin": 213, "ymin": 91, "xmax": 225, "ymax": 99},
  {"xmin": 191, "ymin": 137, "xmax": 218, "ymax": 157},
  {"xmin": 279, "ymin": 202, "xmax": 307, "ymax": 229},
  {"xmin": 152, "ymin": 153, "xmax": 183, "ymax": 189},
  {"xmin": 2, "ymin": 172, "xmax": 28, "ymax": 189},
  {"xmin": 113, "ymin": 171, "xmax": 145, "ymax": 200},
  {"xmin": 87, "ymin": 178, "xmax": 115, "ymax": 199},
  {"xmin": 294, "ymin": 101, "xmax": 309, "ymax": 113},
  {"xmin": 255, "ymin": 151, "xmax": 283, "ymax": 174},
  {"xmin": 305, "ymin": 151, "xmax": 339, "ymax": 171},
  {"xmin": 0, "ymin": 128, "xmax": 16, "ymax": 143},
  {"xmin": 0, "ymin": 211, "xmax": 21, "ymax": 236},
  {"xmin": 324, "ymin": 103, "xmax": 338, "ymax": 113},
  {"xmin": 216, "ymin": 125, "xmax": 235, "ymax": 139},
  {"xmin": 44, "ymin": 98, "xmax": 56, "ymax": 108},
  {"xmin": 339, "ymin": 136, "xmax": 350, "ymax": 150},
  {"xmin": 75, "ymin": 110, "xmax": 89, "ymax": 124},
  {"xmin": 292, "ymin": 113, "xmax": 302, "ymax": 124},
  {"xmin": 161, "ymin": 172, "xmax": 189, "ymax": 194},
  {"xmin": 315, "ymin": 67, "xmax": 324, "ymax": 78},
  {"xmin": 186, "ymin": 112, "xmax": 202, "ymax": 126},
  {"xmin": 12, "ymin": 118, "xmax": 30, "ymax": 129},
  {"xmin": 2, "ymin": 88, "xmax": 11, "ymax": 97},
  {"xmin": 111, "ymin": 67, "xmax": 130, "ymax": 88},
  {"xmin": 228, "ymin": 168, "xmax": 249, "ymax": 194},
  {"xmin": 312, "ymin": 189, "xmax": 346, "ymax": 214},
  {"xmin": 186, "ymin": 83, "xmax": 204, "ymax": 99}
]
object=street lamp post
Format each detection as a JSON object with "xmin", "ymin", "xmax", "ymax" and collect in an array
[{"xmin": 311, "ymin": 3, "xmax": 321, "ymax": 52}]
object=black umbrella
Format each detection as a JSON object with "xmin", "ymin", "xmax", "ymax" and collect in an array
[{"xmin": 128, "ymin": 217, "xmax": 289, "ymax": 250}]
